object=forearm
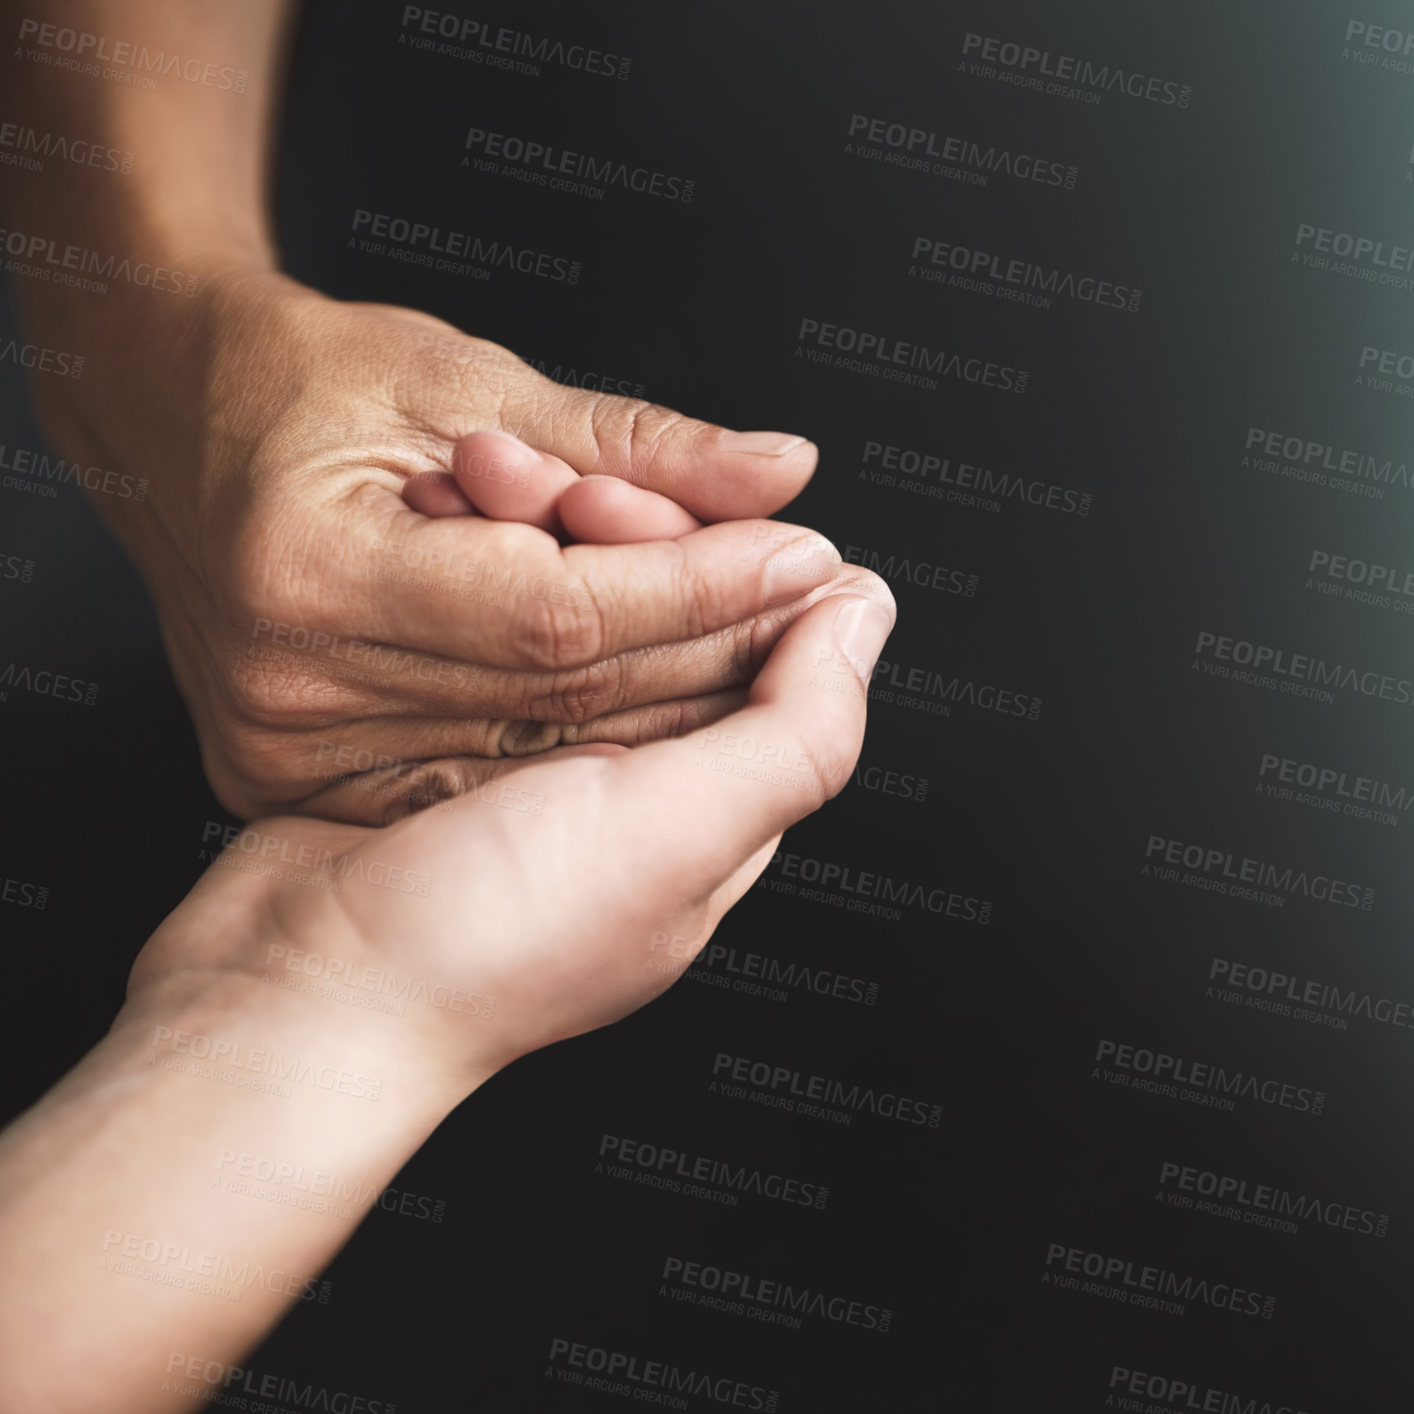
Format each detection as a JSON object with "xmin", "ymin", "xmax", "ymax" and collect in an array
[
  {"xmin": 0, "ymin": 0, "xmax": 299, "ymax": 564},
  {"xmin": 0, "ymin": 966, "xmax": 474, "ymax": 1414},
  {"xmin": 1, "ymin": 0, "xmax": 291, "ymax": 272}
]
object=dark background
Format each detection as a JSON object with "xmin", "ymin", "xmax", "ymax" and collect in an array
[{"xmin": 4, "ymin": 1, "xmax": 1414, "ymax": 1408}]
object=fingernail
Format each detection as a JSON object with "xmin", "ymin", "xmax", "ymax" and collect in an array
[
  {"xmin": 719, "ymin": 430, "xmax": 810, "ymax": 456},
  {"xmin": 761, "ymin": 535, "xmax": 841, "ymax": 605},
  {"xmin": 832, "ymin": 596, "xmax": 894, "ymax": 683}
]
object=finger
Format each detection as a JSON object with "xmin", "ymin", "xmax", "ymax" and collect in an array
[
  {"xmin": 558, "ymin": 475, "xmax": 702, "ymax": 544},
  {"xmin": 611, "ymin": 579, "xmax": 897, "ymax": 896},
  {"xmin": 293, "ymin": 744, "xmax": 629, "ymax": 828},
  {"xmin": 283, "ymin": 687, "xmax": 747, "ymax": 825},
  {"xmin": 447, "ymin": 429, "xmax": 578, "ymax": 531},
  {"xmin": 403, "ymin": 471, "xmax": 474, "ymax": 517},
  {"xmin": 235, "ymin": 569, "xmax": 859, "ymax": 733},
  {"xmin": 402, "ymin": 431, "xmax": 579, "ymax": 530},
  {"xmin": 498, "ymin": 378, "xmax": 819, "ymax": 522},
  {"xmin": 344, "ymin": 495, "xmax": 844, "ymax": 669}
]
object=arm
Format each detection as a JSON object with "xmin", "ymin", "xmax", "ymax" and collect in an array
[
  {"xmin": 0, "ymin": 972, "xmax": 466, "ymax": 1413},
  {"xmin": 0, "ymin": 575, "xmax": 895, "ymax": 1413},
  {"xmin": 0, "ymin": 0, "xmax": 834, "ymax": 825}
]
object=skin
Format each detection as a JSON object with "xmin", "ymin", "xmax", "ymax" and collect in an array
[
  {"xmin": 0, "ymin": 584, "xmax": 895, "ymax": 1414},
  {"xmin": 0, "ymin": 0, "xmax": 853, "ymax": 824},
  {"xmin": 0, "ymin": 7, "xmax": 901, "ymax": 1403}
]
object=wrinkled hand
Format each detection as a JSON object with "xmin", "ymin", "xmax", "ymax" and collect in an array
[
  {"xmin": 131, "ymin": 580, "xmax": 896, "ymax": 1083},
  {"xmin": 35, "ymin": 267, "xmax": 842, "ymax": 823}
]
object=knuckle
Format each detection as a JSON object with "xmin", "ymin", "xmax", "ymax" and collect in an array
[
  {"xmin": 511, "ymin": 588, "xmax": 607, "ymax": 671},
  {"xmin": 383, "ymin": 759, "xmax": 471, "ymax": 821},
  {"xmin": 635, "ymin": 698, "xmax": 705, "ymax": 741},
  {"xmin": 737, "ymin": 612, "xmax": 775, "ymax": 680},
  {"xmin": 593, "ymin": 395, "xmax": 689, "ymax": 475},
  {"xmin": 538, "ymin": 658, "xmax": 624, "ymax": 725},
  {"xmin": 834, "ymin": 567, "xmax": 897, "ymax": 617}
]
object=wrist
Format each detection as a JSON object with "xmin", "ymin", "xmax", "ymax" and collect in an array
[
  {"xmin": 123, "ymin": 921, "xmax": 503, "ymax": 1119},
  {"xmin": 115, "ymin": 959, "xmax": 489, "ymax": 1128},
  {"xmin": 16, "ymin": 256, "xmax": 309, "ymax": 551}
]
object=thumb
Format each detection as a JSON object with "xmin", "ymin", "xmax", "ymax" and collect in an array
[{"xmin": 499, "ymin": 375, "xmax": 819, "ymax": 522}]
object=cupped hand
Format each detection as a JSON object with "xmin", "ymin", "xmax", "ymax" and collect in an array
[
  {"xmin": 129, "ymin": 576, "xmax": 896, "ymax": 1086},
  {"xmin": 33, "ymin": 267, "xmax": 837, "ymax": 824}
]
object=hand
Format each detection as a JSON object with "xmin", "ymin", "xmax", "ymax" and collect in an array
[
  {"xmin": 28, "ymin": 265, "xmax": 841, "ymax": 824},
  {"xmin": 0, "ymin": 571, "xmax": 893, "ymax": 1414},
  {"xmin": 130, "ymin": 578, "xmax": 896, "ymax": 1083}
]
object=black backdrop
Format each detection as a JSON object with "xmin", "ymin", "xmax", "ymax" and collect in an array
[{"xmin": 4, "ymin": 2, "xmax": 1414, "ymax": 1409}]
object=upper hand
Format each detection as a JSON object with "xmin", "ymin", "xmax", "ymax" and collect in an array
[{"xmin": 37, "ymin": 268, "xmax": 839, "ymax": 823}]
